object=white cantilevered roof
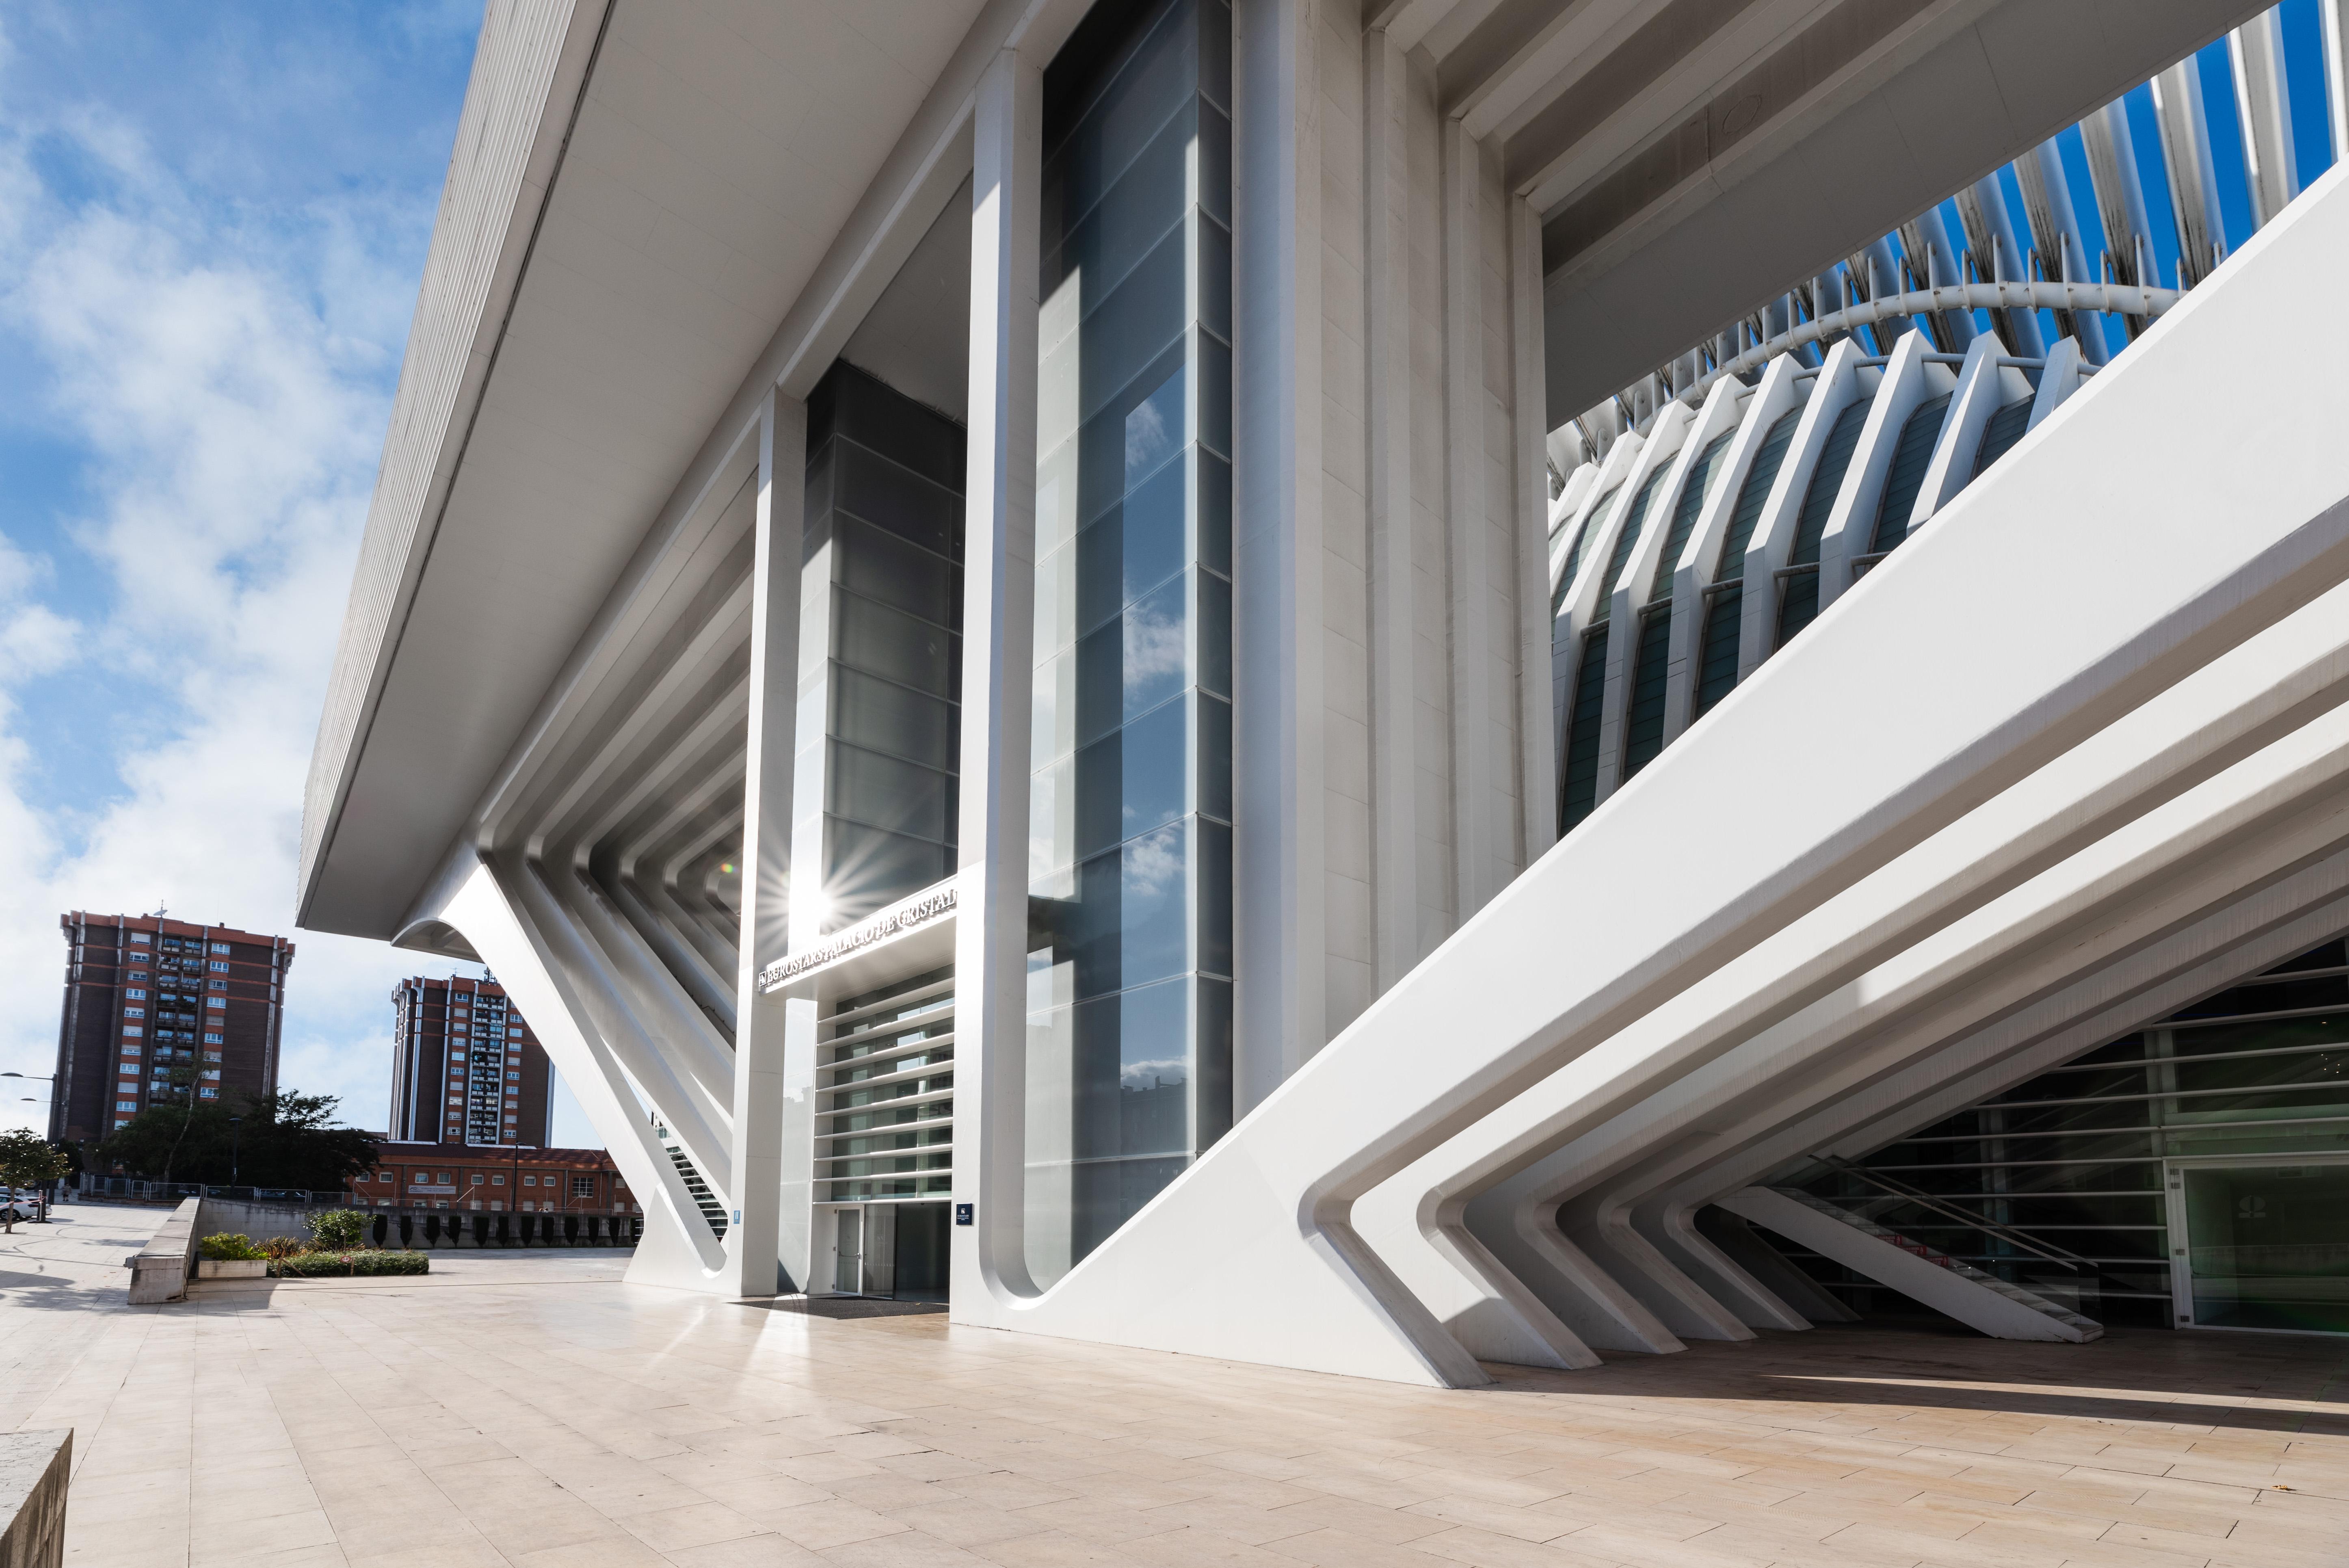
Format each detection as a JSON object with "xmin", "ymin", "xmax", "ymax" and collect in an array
[
  {"xmin": 299, "ymin": 0, "xmax": 993, "ymax": 938},
  {"xmin": 302, "ymin": 0, "xmax": 2265, "ymax": 942}
]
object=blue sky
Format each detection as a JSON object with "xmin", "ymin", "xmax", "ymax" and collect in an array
[{"xmin": 0, "ymin": 1, "xmax": 595, "ymax": 1147}]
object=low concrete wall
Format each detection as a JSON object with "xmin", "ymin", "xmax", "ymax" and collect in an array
[
  {"xmin": 0, "ymin": 1431, "xmax": 67, "ymax": 1568},
  {"xmin": 195, "ymin": 1196, "xmax": 333, "ymax": 1246},
  {"xmin": 126, "ymin": 1197, "xmax": 199, "ymax": 1304}
]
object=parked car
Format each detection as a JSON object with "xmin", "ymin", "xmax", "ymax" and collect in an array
[{"xmin": 1, "ymin": 1196, "xmax": 45, "ymax": 1222}]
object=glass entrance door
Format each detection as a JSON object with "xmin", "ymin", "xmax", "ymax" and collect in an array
[
  {"xmin": 2170, "ymin": 1159, "xmax": 2349, "ymax": 1333},
  {"xmin": 833, "ymin": 1207, "xmax": 862, "ymax": 1294}
]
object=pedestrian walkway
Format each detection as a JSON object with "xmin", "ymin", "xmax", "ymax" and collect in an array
[{"xmin": 2, "ymin": 1224, "xmax": 2346, "ymax": 1567}]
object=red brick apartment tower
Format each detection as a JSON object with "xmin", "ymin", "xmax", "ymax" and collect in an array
[
  {"xmin": 54, "ymin": 913, "xmax": 295, "ymax": 1143},
  {"xmin": 387, "ymin": 975, "xmax": 553, "ymax": 1148}
]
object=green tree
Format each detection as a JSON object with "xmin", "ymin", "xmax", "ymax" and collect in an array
[
  {"xmin": 97, "ymin": 1091, "xmax": 376, "ymax": 1195},
  {"xmin": 0, "ymin": 1130, "xmax": 67, "ymax": 1234}
]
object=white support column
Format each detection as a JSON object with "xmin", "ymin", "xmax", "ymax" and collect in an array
[
  {"xmin": 1363, "ymin": 29, "xmax": 1418, "ymax": 988},
  {"xmin": 1441, "ymin": 118, "xmax": 1490, "ymax": 922},
  {"xmin": 2152, "ymin": 60, "xmax": 2224, "ymax": 284},
  {"xmin": 726, "ymin": 389, "xmax": 804, "ymax": 1299},
  {"xmin": 2230, "ymin": 11, "xmax": 2298, "ymax": 229},
  {"xmin": 953, "ymin": 46, "xmax": 1043, "ymax": 1316},
  {"xmin": 1508, "ymin": 195, "xmax": 1555, "ymax": 872},
  {"xmin": 1233, "ymin": 0, "xmax": 1327, "ymax": 1109},
  {"xmin": 781, "ymin": 419, "xmax": 836, "ymax": 1289},
  {"xmin": 2324, "ymin": 0, "xmax": 2349, "ymax": 173}
]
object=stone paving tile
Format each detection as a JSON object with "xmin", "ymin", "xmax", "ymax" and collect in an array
[{"xmin": 15, "ymin": 1223, "xmax": 2349, "ymax": 1568}]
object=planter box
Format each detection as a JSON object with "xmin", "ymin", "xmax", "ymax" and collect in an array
[{"xmin": 195, "ymin": 1259, "xmax": 266, "ymax": 1279}]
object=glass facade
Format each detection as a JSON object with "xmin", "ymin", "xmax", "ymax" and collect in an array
[
  {"xmin": 1623, "ymin": 432, "xmax": 1733, "ymax": 778},
  {"xmin": 1865, "ymin": 392, "xmax": 1950, "ymax": 558},
  {"xmin": 1552, "ymin": 483, "xmax": 1621, "ymax": 612},
  {"xmin": 1691, "ymin": 407, "xmax": 1800, "ymax": 720},
  {"xmin": 1773, "ymin": 398, "xmax": 1868, "ymax": 646},
  {"xmin": 1776, "ymin": 939, "xmax": 2349, "ymax": 1332},
  {"xmin": 1557, "ymin": 464, "xmax": 1671, "ymax": 832},
  {"xmin": 1973, "ymin": 396, "xmax": 2033, "ymax": 476},
  {"xmin": 804, "ymin": 363, "xmax": 967, "ymax": 931},
  {"xmin": 1024, "ymin": 0, "xmax": 1233, "ymax": 1286}
]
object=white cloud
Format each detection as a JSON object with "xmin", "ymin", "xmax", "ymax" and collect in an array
[{"xmin": 0, "ymin": 90, "xmax": 463, "ymax": 1142}]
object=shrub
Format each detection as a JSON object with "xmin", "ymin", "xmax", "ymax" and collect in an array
[
  {"xmin": 307, "ymin": 1208, "xmax": 368, "ymax": 1251},
  {"xmin": 259, "ymin": 1235, "xmax": 307, "ymax": 1260},
  {"xmin": 198, "ymin": 1233, "xmax": 264, "ymax": 1261},
  {"xmin": 273, "ymin": 1250, "xmax": 428, "ymax": 1278}
]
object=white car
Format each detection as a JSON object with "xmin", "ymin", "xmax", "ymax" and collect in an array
[{"xmin": 0, "ymin": 1197, "xmax": 43, "ymax": 1222}]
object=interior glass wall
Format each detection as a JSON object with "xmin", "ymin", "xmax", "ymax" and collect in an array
[
  {"xmin": 804, "ymin": 363, "xmax": 967, "ymax": 930},
  {"xmin": 1024, "ymin": 0, "xmax": 1234, "ymax": 1287},
  {"xmin": 1771, "ymin": 939, "xmax": 2349, "ymax": 1331}
]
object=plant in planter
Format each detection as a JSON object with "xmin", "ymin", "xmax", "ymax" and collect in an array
[{"xmin": 196, "ymin": 1232, "xmax": 269, "ymax": 1279}]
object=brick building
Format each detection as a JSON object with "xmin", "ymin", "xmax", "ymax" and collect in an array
[
  {"xmin": 348, "ymin": 1142, "xmax": 633, "ymax": 1216},
  {"xmin": 387, "ymin": 975, "xmax": 552, "ymax": 1147},
  {"xmin": 54, "ymin": 913, "xmax": 294, "ymax": 1144}
]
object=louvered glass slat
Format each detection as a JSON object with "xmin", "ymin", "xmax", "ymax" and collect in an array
[
  {"xmin": 1868, "ymin": 392, "xmax": 1952, "ymax": 556},
  {"xmin": 1553, "ymin": 482, "xmax": 1622, "ymax": 612},
  {"xmin": 1599, "ymin": 465, "xmax": 1670, "ymax": 600},
  {"xmin": 1647, "ymin": 431, "xmax": 1735, "ymax": 603},
  {"xmin": 1973, "ymin": 396, "xmax": 2033, "ymax": 477},
  {"xmin": 1620, "ymin": 608, "xmax": 1674, "ymax": 778},
  {"xmin": 1691, "ymin": 582, "xmax": 1743, "ymax": 719},
  {"xmin": 1713, "ymin": 409, "xmax": 1800, "ymax": 584},
  {"xmin": 1775, "ymin": 400, "xmax": 1871, "ymax": 647},
  {"xmin": 1558, "ymin": 627, "xmax": 1611, "ymax": 832}
]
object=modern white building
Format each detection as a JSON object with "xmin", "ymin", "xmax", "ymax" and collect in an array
[{"xmin": 303, "ymin": 0, "xmax": 2349, "ymax": 1383}]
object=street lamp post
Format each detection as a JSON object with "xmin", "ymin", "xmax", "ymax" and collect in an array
[{"xmin": 2, "ymin": 1076, "xmax": 58, "ymax": 1215}]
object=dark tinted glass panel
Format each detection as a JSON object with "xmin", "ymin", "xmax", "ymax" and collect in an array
[
  {"xmin": 1973, "ymin": 396, "xmax": 2033, "ymax": 477},
  {"xmin": 1691, "ymin": 584, "xmax": 1743, "ymax": 718},
  {"xmin": 1558, "ymin": 627, "xmax": 1610, "ymax": 833},
  {"xmin": 1649, "ymin": 431, "xmax": 1734, "ymax": 603},
  {"xmin": 1867, "ymin": 392, "xmax": 1951, "ymax": 556},
  {"xmin": 1620, "ymin": 608, "xmax": 1672, "ymax": 777},
  {"xmin": 810, "ymin": 363, "xmax": 966, "ymax": 933},
  {"xmin": 1714, "ymin": 409, "xmax": 1799, "ymax": 582},
  {"xmin": 1600, "ymin": 465, "xmax": 1670, "ymax": 599},
  {"xmin": 1554, "ymin": 482, "xmax": 1620, "ymax": 611},
  {"xmin": 1774, "ymin": 399, "xmax": 1870, "ymax": 647}
]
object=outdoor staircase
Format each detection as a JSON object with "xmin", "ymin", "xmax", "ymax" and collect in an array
[
  {"xmin": 666, "ymin": 1143, "xmax": 728, "ymax": 1239},
  {"xmin": 1718, "ymin": 1186, "xmax": 2102, "ymax": 1342}
]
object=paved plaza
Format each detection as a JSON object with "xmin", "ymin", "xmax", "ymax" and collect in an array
[{"xmin": 2, "ymin": 1205, "xmax": 2347, "ymax": 1567}]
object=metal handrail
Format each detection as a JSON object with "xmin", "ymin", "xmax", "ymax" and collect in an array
[{"xmin": 1809, "ymin": 1152, "xmax": 2094, "ymax": 1271}]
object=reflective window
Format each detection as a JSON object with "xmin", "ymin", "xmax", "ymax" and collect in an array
[
  {"xmin": 807, "ymin": 363, "xmax": 967, "ymax": 930},
  {"xmin": 1620, "ymin": 609, "xmax": 1673, "ymax": 779},
  {"xmin": 1557, "ymin": 629, "xmax": 1610, "ymax": 833},
  {"xmin": 1865, "ymin": 392, "xmax": 1951, "ymax": 558},
  {"xmin": 1553, "ymin": 482, "xmax": 1621, "ymax": 611},
  {"xmin": 1646, "ymin": 431, "xmax": 1735, "ymax": 606},
  {"xmin": 1025, "ymin": 0, "xmax": 1233, "ymax": 1287},
  {"xmin": 1621, "ymin": 430, "xmax": 1736, "ymax": 779},
  {"xmin": 1598, "ymin": 463, "xmax": 1670, "ymax": 601},
  {"xmin": 1973, "ymin": 396, "xmax": 2033, "ymax": 477},
  {"xmin": 1774, "ymin": 398, "xmax": 1870, "ymax": 647},
  {"xmin": 1691, "ymin": 408, "xmax": 1802, "ymax": 720}
]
